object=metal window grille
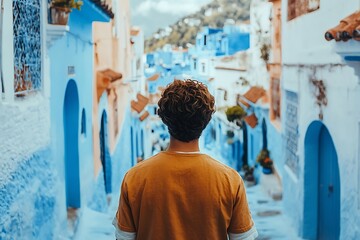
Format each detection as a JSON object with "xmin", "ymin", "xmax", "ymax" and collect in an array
[
  {"xmin": 13, "ymin": 0, "xmax": 42, "ymax": 95},
  {"xmin": 285, "ymin": 91, "xmax": 299, "ymax": 176}
]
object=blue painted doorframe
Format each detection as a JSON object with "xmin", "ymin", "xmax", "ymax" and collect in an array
[
  {"xmin": 303, "ymin": 121, "xmax": 340, "ymax": 240},
  {"xmin": 100, "ymin": 111, "xmax": 112, "ymax": 194},
  {"xmin": 63, "ymin": 80, "xmax": 81, "ymax": 208}
]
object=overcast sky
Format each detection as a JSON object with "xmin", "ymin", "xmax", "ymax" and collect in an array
[{"xmin": 130, "ymin": 0, "xmax": 212, "ymax": 37}]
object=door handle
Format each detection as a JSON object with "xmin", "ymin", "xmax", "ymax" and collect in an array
[{"xmin": 328, "ymin": 185, "xmax": 334, "ymax": 193}]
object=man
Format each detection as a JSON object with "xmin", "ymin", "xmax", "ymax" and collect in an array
[{"xmin": 113, "ymin": 80, "xmax": 258, "ymax": 240}]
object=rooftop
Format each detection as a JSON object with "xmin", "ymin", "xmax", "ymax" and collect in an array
[
  {"xmin": 244, "ymin": 113, "xmax": 258, "ymax": 129},
  {"xmin": 325, "ymin": 11, "xmax": 360, "ymax": 41}
]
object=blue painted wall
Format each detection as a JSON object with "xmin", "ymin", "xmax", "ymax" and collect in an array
[
  {"xmin": 0, "ymin": 148, "xmax": 57, "ymax": 239},
  {"xmin": 48, "ymin": 1, "xmax": 110, "ymax": 226}
]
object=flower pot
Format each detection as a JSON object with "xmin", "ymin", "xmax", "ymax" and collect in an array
[
  {"xmin": 226, "ymin": 138, "xmax": 234, "ymax": 144},
  {"xmin": 262, "ymin": 167, "xmax": 272, "ymax": 174},
  {"xmin": 50, "ymin": 7, "xmax": 71, "ymax": 25}
]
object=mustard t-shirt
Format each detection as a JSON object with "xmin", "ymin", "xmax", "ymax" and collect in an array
[{"xmin": 115, "ymin": 152, "xmax": 254, "ymax": 240}]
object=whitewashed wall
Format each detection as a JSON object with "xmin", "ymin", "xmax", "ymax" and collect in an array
[{"xmin": 281, "ymin": 0, "xmax": 360, "ymax": 238}]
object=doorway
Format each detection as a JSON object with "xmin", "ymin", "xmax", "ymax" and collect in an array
[
  {"xmin": 304, "ymin": 121, "xmax": 340, "ymax": 240},
  {"xmin": 63, "ymin": 80, "xmax": 81, "ymax": 209},
  {"xmin": 100, "ymin": 111, "xmax": 112, "ymax": 194}
]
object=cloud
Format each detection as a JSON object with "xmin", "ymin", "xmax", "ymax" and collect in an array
[{"xmin": 134, "ymin": 0, "xmax": 208, "ymax": 16}]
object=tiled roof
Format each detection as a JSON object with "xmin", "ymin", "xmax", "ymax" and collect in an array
[
  {"xmin": 131, "ymin": 29, "xmax": 140, "ymax": 36},
  {"xmin": 147, "ymin": 73, "xmax": 160, "ymax": 81},
  {"xmin": 243, "ymin": 86, "xmax": 266, "ymax": 103},
  {"xmin": 139, "ymin": 111, "xmax": 150, "ymax": 121},
  {"xmin": 137, "ymin": 93, "xmax": 150, "ymax": 104},
  {"xmin": 325, "ymin": 11, "xmax": 360, "ymax": 41},
  {"xmin": 96, "ymin": 68, "xmax": 122, "ymax": 101},
  {"xmin": 131, "ymin": 93, "xmax": 149, "ymax": 113},
  {"xmin": 244, "ymin": 113, "xmax": 258, "ymax": 128},
  {"xmin": 98, "ymin": 69, "xmax": 122, "ymax": 82},
  {"xmin": 239, "ymin": 98, "xmax": 250, "ymax": 108},
  {"xmin": 90, "ymin": 0, "xmax": 115, "ymax": 19}
]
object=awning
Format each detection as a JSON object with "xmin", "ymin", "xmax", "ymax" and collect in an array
[
  {"xmin": 139, "ymin": 111, "xmax": 150, "ymax": 121},
  {"xmin": 131, "ymin": 93, "xmax": 150, "ymax": 113},
  {"xmin": 147, "ymin": 73, "xmax": 160, "ymax": 81},
  {"xmin": 96, "ymin": 68, "xmax": 122, "ymax": 101},
  {"xmin": 244, "ymin": 113, "xmax": 258, "ymax": 129}
]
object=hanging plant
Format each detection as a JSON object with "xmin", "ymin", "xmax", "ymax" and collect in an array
[
  {"xmin": 49, "ymin": 0, "xmax": 83, "ymax": 25},
  {"xmin": 225, "ymin": 105, "xmax": 246, "ymax": 127}
]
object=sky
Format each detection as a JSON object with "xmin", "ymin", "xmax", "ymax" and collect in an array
[{"xmin": 130, "ymin": 0, "xmax": 212, "ymax": 37}]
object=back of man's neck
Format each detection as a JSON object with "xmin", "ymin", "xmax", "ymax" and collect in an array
[{"xmin": 166, "ymin": 137, "xmax": 200, "ymax": 152}]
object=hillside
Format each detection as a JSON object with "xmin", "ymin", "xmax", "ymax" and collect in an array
[{"xmin": 145, "ymin": 0, "xmax": 251, "ymax": 53}]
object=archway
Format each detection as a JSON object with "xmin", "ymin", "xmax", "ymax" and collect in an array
[
  {"xmin": 100, "ymin": 111, "xmax": 112, "ymax": 194},
  {"xmin": 242, "ymin": 120, "xmax": 248, "ymax": 167},
  {"xmin": 63, "ymin": 80, "xmax": 81, "ymax": 208},
  {"xmin": 303, "ymin": 121, "xmax": 340, "ymax": 240},
  {"xmin": 262, "ymin": 118, "xmax": 267, "ymax": 150}
]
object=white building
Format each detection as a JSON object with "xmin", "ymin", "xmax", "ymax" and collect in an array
[{"xmin": 281, "ymin": 1, "xmax": 360, "ymax": 239}]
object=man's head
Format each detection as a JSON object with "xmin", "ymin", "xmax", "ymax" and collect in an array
[{"xmin": 158, "ymin": 79, "xmax": 215, "ymax": 142}]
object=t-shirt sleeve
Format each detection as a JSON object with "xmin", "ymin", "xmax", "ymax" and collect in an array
[
  {"xmin": 228, "ymin": 175, "xmax": 255, "ymax": 234},
  {"xmin": 115, "ymin": 173, "xmax": 136, "ymax": 233}
]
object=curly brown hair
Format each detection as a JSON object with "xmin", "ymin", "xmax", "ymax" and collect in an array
[{"xmin": 158, "ymin": 79, "xmax": 215, "ymax": 142}]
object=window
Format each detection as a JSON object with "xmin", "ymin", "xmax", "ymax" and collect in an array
[
  {"xmin": 13, "ymin": 0, "xmax": 42, "ymax": 95},
  {"xmin": 193, "ymin": 59, "xmax": 197, "ymax": 70},
  {"xmin": 204, "ymin": 35, "xmax": 207, "ymax": 46},
  {"xmin": 271, "ymin": 78, "xmax": 281, "ymax": 120},
  {"xmin": 287, "ymin": 0, "xmax": 320, "ymax": 21},
  {"xmin": 202, "ymin": 63, "xmax": 206, "ymax": 73},
  {"xmin": 81, "ymin": 109, "xmax": 86, "ymax": 137}
]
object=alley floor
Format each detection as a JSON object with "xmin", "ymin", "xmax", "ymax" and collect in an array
[{"xmin": 73, "ymin": 147, "xmax": 301, "ymax": 239}]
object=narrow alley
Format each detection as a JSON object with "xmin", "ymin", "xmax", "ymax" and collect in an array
[{"xmin": 1, "ymin": 0, "xmax": 360, "ymax": 239}]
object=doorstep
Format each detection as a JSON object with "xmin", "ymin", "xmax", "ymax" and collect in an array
[{"xmin": 259, "ymin": 171, "xmax": 283, "ymax": 201}]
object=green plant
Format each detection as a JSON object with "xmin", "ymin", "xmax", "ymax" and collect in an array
[
  {"xmin": 51, "ymin": 0, "xmax": 83, "ymax": 10},
  {"xmin": 256, "ymin": 149, "xmax": 273, "ymax": 169},
  {"xmin": 225, "ymin": 105, "xmax": 246, "ymax": 127}
]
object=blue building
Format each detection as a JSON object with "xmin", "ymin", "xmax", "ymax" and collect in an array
[
  {"xmin": 189, "ymin": 25, "xmax": 250, "ymax": 79},
  {"xmin": 48, "ymin": 0, "xmax": 114, "ymax": 236}
]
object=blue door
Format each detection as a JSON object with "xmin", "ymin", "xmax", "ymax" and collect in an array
[
  {"xmin": 100, "ymin": 111, "xmax": 112, "ymax": 194},
  {"xmin": 318, "ymin": 126, "xmax": 340, "ymax": 240},
  {"xmin": 64, "ymin": 80, "xmax": 81, "ymax": 208}
]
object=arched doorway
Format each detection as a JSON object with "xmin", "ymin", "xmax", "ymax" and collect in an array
[
  {"xmin": 242, "ymin": 120, "xmax": 248, "ymax": 167},
  {"xmin": 63, "ymin": 80, "xmax": 81, "ymax": 208},
  {"xmin": 100, "ymin": 111, "xmax": 112, "ymax": 194},
  {"xmin": 304, "ymin": 121, "xmax": 340, "ymax": 240},
  {"xmin": 262, "ymin": 118, "xmax": 267, "ymax": 150}
]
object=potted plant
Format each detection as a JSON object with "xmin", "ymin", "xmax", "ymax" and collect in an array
[
  {"xmin": 256, "ymin": 149, "xmax": 273, "ymax": 174},
  {"xmin": 49, "ymin": 0, "xmax": 83, "ymax": 25},
  {"xmin": 225, "ymin": 105, "xmax": 246, "ymax": 127},
  {"xmin": 226, "ymin": 130, "xmax": 235, "ymax": 144},
  {"xmin": 242, "ymin": 165, "xmax": 256, "ymax": 186}
]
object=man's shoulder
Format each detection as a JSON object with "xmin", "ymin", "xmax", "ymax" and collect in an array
[
  {"xmin": 204, "ymin": 155, "xmax": 241, "ymax": 177},
  {"xmin": 125, "ymin": 153, "xmax": 163, "ymax": 177}
]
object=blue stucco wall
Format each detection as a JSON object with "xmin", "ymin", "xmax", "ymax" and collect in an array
[
  {"xmin": 49, "ymin": 9, "xmax": 96, "ymax": 213},
  {"xmin": 0, "ymin": 147, "xmax": 58, "ymax": 239},
  {"xmin": 111, "ymin": 108, "xmax": 134, "ymax": 193}
]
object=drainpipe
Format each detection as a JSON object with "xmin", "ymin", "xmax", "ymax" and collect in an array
[{"xmin": 0, "ymin": 0, "xmax": 4, "ymax": 95}]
